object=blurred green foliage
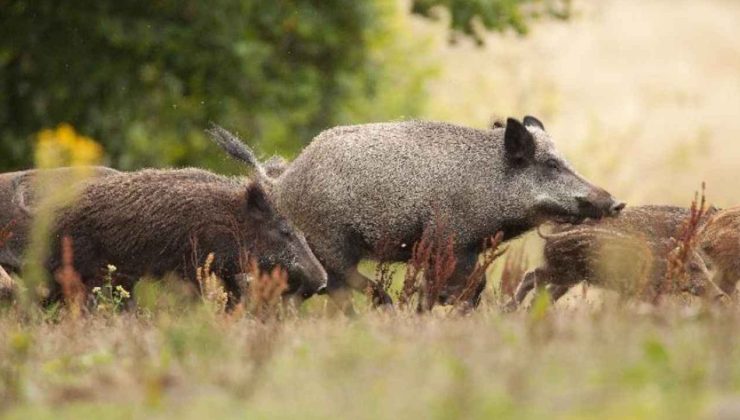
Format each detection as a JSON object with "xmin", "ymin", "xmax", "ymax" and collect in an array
[
  {"xmin": 0, "ymin": 0, "xmax": 567, "ymax": 171},
  {"xmin": 412, "ymin": 0, "xmax": 571, "ymax": 43}
]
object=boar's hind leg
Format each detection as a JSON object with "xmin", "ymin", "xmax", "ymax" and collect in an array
[{"xmin": 510, "ymin": 268, "xmax": 567, "ymax": 308}]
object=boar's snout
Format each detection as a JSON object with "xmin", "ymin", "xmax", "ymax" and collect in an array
[
  {"xmin": 576, "ymin": 188, "xmax": 626, "ymax": 219},
  {"xmin": 291, "ymin": 253, "xmax": 328, "ymax": 299}
]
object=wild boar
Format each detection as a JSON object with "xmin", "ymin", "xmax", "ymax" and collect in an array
[
  {"xmin": 44, "ymin": 168, "xmax": 327, "ymax": 306},
  {"xmin": 512, "ymin": 205, "xmax": 714, "ymax": 307},
  {"xmin": 208, "ymin": 117, "xmax": 624, "ymax": 311}
]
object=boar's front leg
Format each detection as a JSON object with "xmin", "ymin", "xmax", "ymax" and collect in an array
[
  {"xmin": 512, "ymin": 269, "xmax": 540, "ymax": 307},
  {"xmin": 545, "ymin": 284, "xmax": 572, "ymax": 303}
]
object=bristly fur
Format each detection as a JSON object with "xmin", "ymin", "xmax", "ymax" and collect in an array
[
  {"xmin": 0, "ymin": 167, "xmax": 119, "ymax": 274},
  {"xmin": 43, "ymin": 168, "xmax": 326, "ymax": 306},
  {"xmin": 209, "ymin": 119, "xmax": 621, "ymax": 310},
  {"xmin": 698, "ymin": 205, "xmax": 740, "ymax": 297},
  {"xmin": 512, "ymin": 205, "xmax": 713, "ymax": 307}
]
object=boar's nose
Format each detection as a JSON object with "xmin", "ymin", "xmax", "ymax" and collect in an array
[
  {"xmin": 577, "ymin": 188, "xmax": 625, "ymax": 218},
  {"xmin": 610, "ymin": 201, "xmax": 626, "ymax": 215},
  {"xmin": 296, "ymin": 276, "xmax": 328, "ymax": 299}
]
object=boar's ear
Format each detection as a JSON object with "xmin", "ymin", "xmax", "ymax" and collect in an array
[
  {"xmin": 504, "ymin": 118, "xmax": 536, "ymax": 163},
  {"xmin": 523, "ymin": 115, "xmax": 545, "ymax": 130},
  {"xmin": 489, "ymin": 118, "xmax": 505, "ymax": 129},
  {"xmin": 245, "ymin": 182, "xmax": 272, "ymax": 215}
]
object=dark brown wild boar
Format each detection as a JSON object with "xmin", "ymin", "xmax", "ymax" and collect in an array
[
  {"xmin": 511, "ymin": 205, "xmax": 714, "ymax": 307},
  {"xmin": 0, "ymin": 166, "xmax": 119, "ymax": 274},
  {"xmin": 44, "ymin": 168, "xmax": 327, "ymax": 306}
]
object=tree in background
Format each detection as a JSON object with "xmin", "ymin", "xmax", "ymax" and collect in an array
[
  {"xmin": 0, "ymin": 0, "xmax": 569, "ymax": 171},
  {"xmin": 412, "ymin": 0, "xmax": 570, "ymax": 43}
]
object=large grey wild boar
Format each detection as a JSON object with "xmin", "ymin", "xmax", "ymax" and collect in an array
[
  {"xmin": 208, "ymin": 117, "xmax": 624, "ymax": 311},
  {"xmin": 0, "ymin": 166, "xmax": 120, "ymax": 274},
  {"xmin": 512, "ymin": 205, "xmax": 716, "ymax": 307},
  {"xmin": 43, "ymin": 168, "xmax": 327, "ymax": 306}
]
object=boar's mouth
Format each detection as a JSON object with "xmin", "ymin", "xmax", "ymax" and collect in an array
[
  {"xmin": 535, "ymin": 195, "xmax": 622, "ymax": 226},
  {"xmin": 534, "ymin": 201, "xmax": 591, "ymax": 226},
  {"xmin": 551, "ymin": 214, "xmax": 589, "ymax": 225}
]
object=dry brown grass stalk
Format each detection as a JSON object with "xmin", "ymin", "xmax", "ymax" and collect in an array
[
  {"xmin": 54, "ymin": 236, "xmax": 86, "ymax": 316},
  {"xmin": 0, "ymin": 220, "xmax": 15, "ymax": 248},
  {"xmin": 399, "ymin": 211, "xmax": 457, "ymax": 312},
  {"xmin": 659, "ymin": 183, "xmax": 711, "ymax": 301},
  {"xmin": 196, "ymin": 252, "xmax": 229, "ymax": 314},
  {"xmin": 246, "ymin": 260, "xmax": 288, "ymax": 321}
]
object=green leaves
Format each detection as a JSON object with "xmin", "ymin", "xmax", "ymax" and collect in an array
[
  {"xmin": 411, "ymin": 0, "xmax": 571, "ymax": 43},
  {"xmin": 0, "ymin": 0, "xmax": 563, "ymax": 171}
]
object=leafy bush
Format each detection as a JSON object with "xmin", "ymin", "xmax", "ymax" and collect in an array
[{"xmin": 0, "ymin": 0, "xmax": 566, "ymax": 171}]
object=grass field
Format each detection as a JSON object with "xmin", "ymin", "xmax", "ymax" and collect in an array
[
  {"xmin": 3, "ymin": 0, "xmax": 740, "ymax": 418},
  {"xmin": 3, "ymin": 298, "xmax": 740, "ymax": 419}
]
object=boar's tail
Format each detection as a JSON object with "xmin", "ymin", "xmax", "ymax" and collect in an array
[{"xmin": 206, "ymin": 123, "xmax": 268, "ymax": 180}]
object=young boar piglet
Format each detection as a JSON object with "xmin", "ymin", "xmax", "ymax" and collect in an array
[
  {"xmin": 208, "ymin": 118, "xmax": 625, "ymax": 312},
  {"xmin": 698, "ymin": 206, "xmax": 740, "ymax": 297},
  {"xmin": 0, "ymin": 166, "xmax": 119, "ymax": 274},
  {"xmin": 512, "ymin": 205, "xmax": 714, "ymax": 307},
  {"xmin": 45, "ymin": 168, "xmax": 327, "ymax": 306}
]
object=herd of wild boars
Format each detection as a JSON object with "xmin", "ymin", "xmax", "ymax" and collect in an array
[{"xmin": 0, "ymin": 116, "xmax": 737, "ymax": 311}]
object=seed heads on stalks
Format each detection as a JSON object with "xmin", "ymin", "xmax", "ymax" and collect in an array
[
  {"xmin": 54, "ymin": 236, "xmax": 86, "ymax": 317},
  {"xmin": 660, "ymin": 183, "xmax": 711, "ymax": 302},
  {"xmin": 400, "ymin": 211, "xmax": 457, "ymax": 312},
  {"xmin": 196, "ymin": 253, "xmax": 228, "ymax": 314}
]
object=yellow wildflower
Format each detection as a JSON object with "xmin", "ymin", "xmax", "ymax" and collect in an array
[{"xmin": 34, "ymin": 123, "xmax": 104, "ymax": 168}]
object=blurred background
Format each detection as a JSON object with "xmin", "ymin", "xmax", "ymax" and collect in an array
[{"xmin": 2, "ymin": 0, "xmax": 739, "ymax": 207}]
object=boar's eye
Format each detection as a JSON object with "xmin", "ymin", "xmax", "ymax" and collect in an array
[{"xmin": 545, "ymin": 158, "xmax": 560, "ymax": 171}]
